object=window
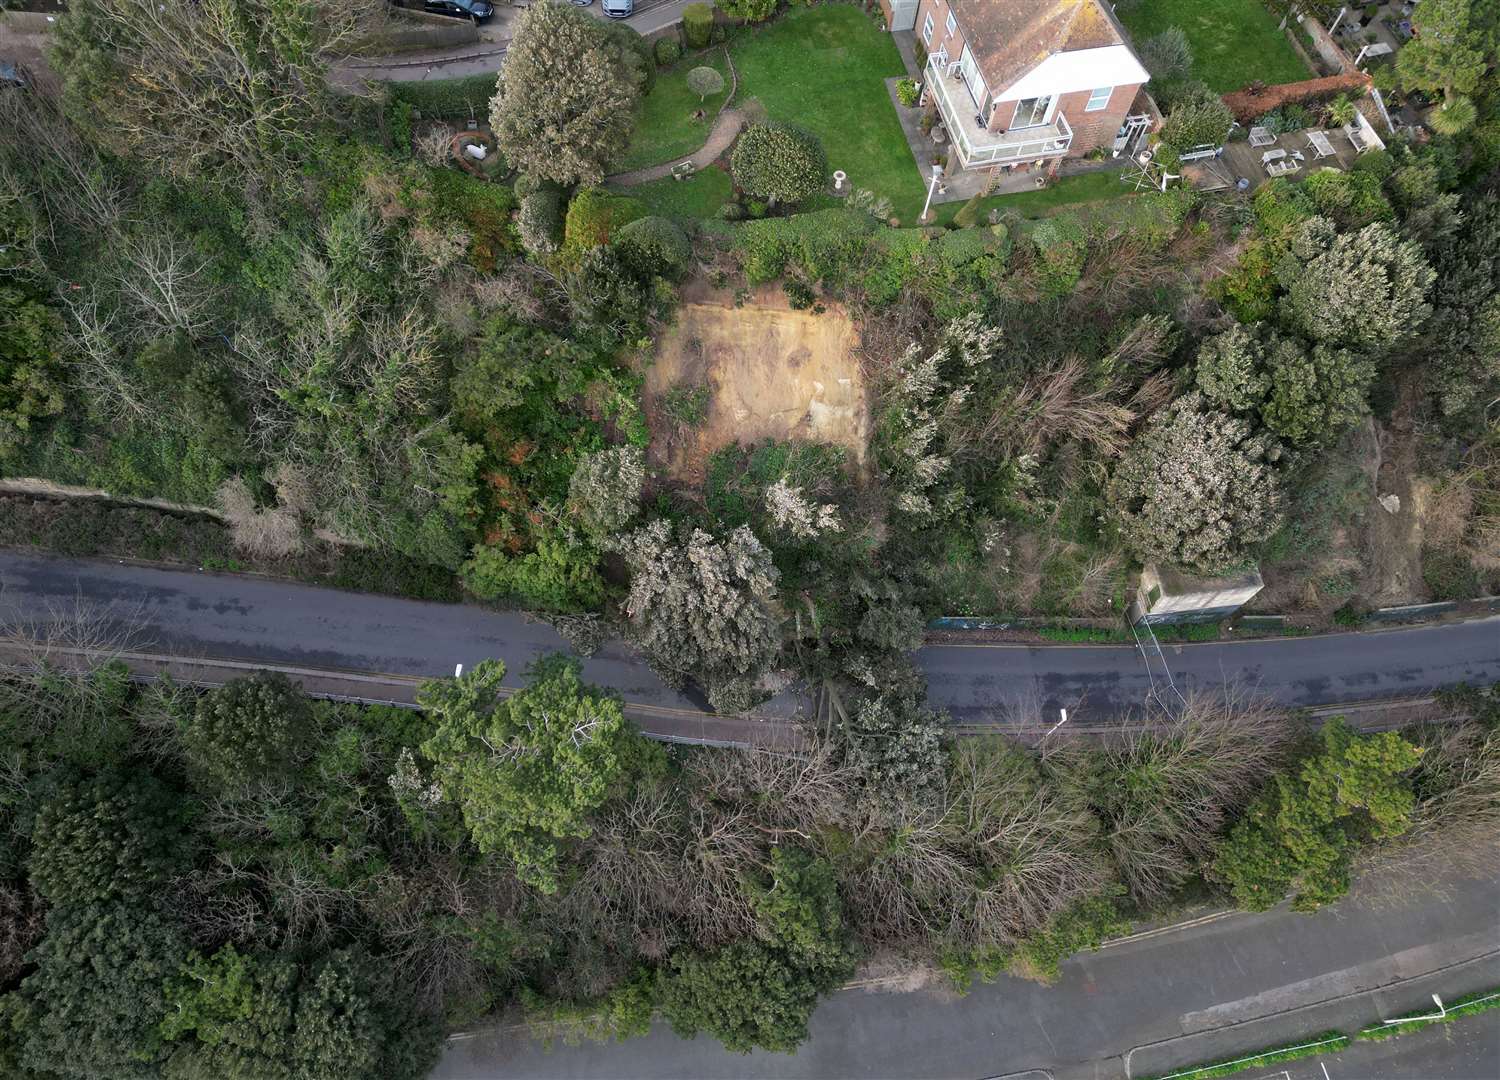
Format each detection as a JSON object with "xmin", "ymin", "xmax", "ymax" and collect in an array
[
  {"xmin": 922, "ymin": 12, "xmax": 933, "ymax": 45},
  {"xmin": 1085, "ymin": 86, "xmax": 1112, "ymax": 112},
  {"xmin": 945, "ymin": 10, "xmax": 957, "ymax": 36}
]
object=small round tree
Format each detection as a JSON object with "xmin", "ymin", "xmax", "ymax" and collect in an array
[
  {"xmin": 731, "ymin": 122, "xmax": 827, "ymax": 207},
  {"xmin": 182, "ymin": 671, "xmax": 314, "ymax": 788},
  {"xmin": 686, "ymin": 65, "xmax": 725, "ymax": 104},
  {"xmin": 613, "ymin": 215, "xmax": 692, "ymax": 280}
]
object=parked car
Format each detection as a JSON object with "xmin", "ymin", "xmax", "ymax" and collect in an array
[
  {"xmin": 422, "ymin": 0, "xmax": 495, "ymax": 21},
  {"xmin": 601, "ymin": 0, "xmax": 633, "ymax": 17},
  {"xmin": 570, "ymin": 0, "xmax": 595, "ymax": 6}
]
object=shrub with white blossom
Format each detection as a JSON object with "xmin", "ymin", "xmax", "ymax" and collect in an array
[{"xmin": 1108, "ymin": 392, "xmax": 1284, "ymax": 574}]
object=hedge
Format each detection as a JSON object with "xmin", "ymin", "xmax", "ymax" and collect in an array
[{"xmin": 388, "ymin": 74, "xmax": 499, "ymax": 120}]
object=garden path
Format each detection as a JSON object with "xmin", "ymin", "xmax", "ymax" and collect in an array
[{"xmin": 608, "ymin": 47, "xmax": 743, "ymax": 186}]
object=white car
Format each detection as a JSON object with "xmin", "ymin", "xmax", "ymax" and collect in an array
[{"xmin": 602, "ymin": 0, "xmax": 633, "ymax": 17}]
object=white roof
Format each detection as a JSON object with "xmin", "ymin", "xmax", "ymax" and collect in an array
[{"xmin": 992, "ymin": 44, "xmax": 1150, "ymax": 102}]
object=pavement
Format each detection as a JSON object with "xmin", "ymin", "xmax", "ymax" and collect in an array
[
  {"xmin": 2, "ymin": 553, "xmax": 1498, "ymax": 736},
  {"xmin": 433, "ymin": 866, "xmax": 1500, "ymax": 1079}
]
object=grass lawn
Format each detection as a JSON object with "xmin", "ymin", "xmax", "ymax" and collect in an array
[
  {"xmin": 928, "ymin": 171, "xmax": 1130, "ymax": 226},
  {"xmin": 618, "ymin": 167, "xmax": 734, "ymax": 219},
  {"xmin": 732, "ymin": 6, "xmax": 924, "ymax": 218},
  {"xmin": 616, "ymin": 52, "xmax": 732, "ymax": 172},
  {"xmin": 1117, "ymin": 0, "xmax": 1311, "ymax": 92}
]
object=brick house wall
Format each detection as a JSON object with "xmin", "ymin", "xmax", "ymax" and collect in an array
[
  {"xmin": 908, "ymin": 0, "xmax": 1140, "ymax": 160},
  {"xmin": 1054, "ymin": 83, "xmax": 1143, "ymax": 155},
  {"xmin": 913, "ymin": 0, "xmax": 967, "ymax": 65}
]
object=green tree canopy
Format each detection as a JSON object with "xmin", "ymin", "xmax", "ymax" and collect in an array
[
  {"xmin": 50, "ymin": 0, "xmax": 361, "ymax": 178},
  {"xmin": 1210, "ymin": 719, "xmax": 1424, "ymax": 911},
  {"xmin": 181, "ymin": 671, "xmax": 314, "ymax": 789},
  {"xmin": 615, "ymin": 519, "xmax": 782, "ymax": 711},
  {"xmin": 731, "ymin": 123, "xmax": 828, "ymax": 207},
  {"xmin": 419, "ymin": 655, "xmax": 639, "ymax": 892},
  {"xmin": 14, "ymin": 902, "xmax": 188, "ymax": 1077},
  {"xmin": 660, "ymin": 847, "xmax": 855, "ymax": 1053},
  {"xmin": 1396, "ymin": 0, "xmax": 1497, "ymax": 114},
  {"xmin": 0, "ymin": 287, "xmax": 67, "ymax": 458},
  {"xmin": 1195, "ymin": 323, "xmax": 1375, "ymax": 446},
  {"xmin": 28, "ymin": 770, "xmax": 192, "ymax": 904},
  {"xmin": 489, "ymin": 0, "xmax": 646, "ymax": 185}
]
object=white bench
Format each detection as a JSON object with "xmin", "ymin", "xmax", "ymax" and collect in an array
[
  {"xmin": 1344, "ymin": 122, "xmax": 1376, "ymax": 153},
  {"xmin": 1248, "ymin": 125, "xmax": 1277, "ymax": 147}
]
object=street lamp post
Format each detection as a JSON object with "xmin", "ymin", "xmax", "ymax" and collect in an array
[{"xmin": 921, "ymin": 163, "xmax": 944, "ymax": 222}]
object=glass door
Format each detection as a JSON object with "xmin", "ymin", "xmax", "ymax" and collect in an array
[{"xmin": 1011, "ymin": 95, "xmax": 1054, "ymax": 129}]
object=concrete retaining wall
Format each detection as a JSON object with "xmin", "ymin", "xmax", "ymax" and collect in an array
[
  {"xmin": 349, "ymin": 7, "xmax": 480, "ymax": 55},
  {"xmin": 0, "ymin": 10, "xmax": 63, "ymax": 31}
]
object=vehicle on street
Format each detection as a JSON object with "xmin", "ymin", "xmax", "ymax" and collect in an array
[
  {"xmin": 422, "ymin": 0, "xmax": 495, "ymax": 22},
  {"xmin": 602, "ymin": 0, "xmax": 633, "ymax": 17}
]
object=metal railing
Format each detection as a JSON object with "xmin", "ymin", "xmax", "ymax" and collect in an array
[{"xmin": 924, "ymin": 58, "xmax": 1072, "ymax": 167}]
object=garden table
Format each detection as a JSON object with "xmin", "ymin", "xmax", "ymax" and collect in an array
[
  {"xmin": 1248, "ymin": 126, "xmax": 1277, "ymax": 147},
  {"xmin": 1306, "ymin": 130, "xmax": 1337, "ymax": 159}
]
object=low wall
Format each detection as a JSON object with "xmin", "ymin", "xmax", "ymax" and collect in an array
[
  {"xmin": 1297, "ymin": 11, "xmax": 1360, "ymax": 75},
  {"xmin": 1221, "ymin": 72, "xmax": 1371, "ymax": 124},
  {"xmin": 349, "ymin": 7, "xmax": 480, "ymax": 55},
  {"xmin": 0, "ymin": 9, "xmax": 62, "ymax": 32}
]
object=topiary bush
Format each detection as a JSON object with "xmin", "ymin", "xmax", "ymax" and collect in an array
[
  {"xmin": 613, "ymin": 215, "xmax": 692, "ymax": 280},
  {"xmin": 562, "ymin": 187, "xmax": 647, "ymax": 262},
  {"xmin": 655, "ymin": 37, "xmax": 682, "ymax": 67},
  {"xmin": 518, "ymin": 190, "xmax": 564, "ymax": 254},
  {"xmin": 682, "ymin": 2, "xmax": 714, "ymax": 48},
  {"xmin": 731, "ymin": 122, "xmax": 827, "ymax": 207},
  {"xmin": 686, "ymin": 65, "xmax": 726, "ymax": 103}
]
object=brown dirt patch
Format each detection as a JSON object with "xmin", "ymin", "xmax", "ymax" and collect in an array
[{"xmin": 644, "ymin": 282, "xmax": 869, "ymax": 484}]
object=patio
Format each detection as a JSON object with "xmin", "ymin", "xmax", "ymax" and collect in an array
[{"xmin": 1180, "ymin": 123, "xmax": 1371, "ymax": 193}]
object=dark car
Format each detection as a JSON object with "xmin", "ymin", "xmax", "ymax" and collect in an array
[
  {"xmin": 601, "ymin": 0, "xmax": 633, "ymax": 17},
  {"xmin": 423, "ymin": 0, "xmax": 495, "ymax": 21}
]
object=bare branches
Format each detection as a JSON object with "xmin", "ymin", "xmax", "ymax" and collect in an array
[{"xmin": 1050, "ymin": 691, "xmax": 1296, "ymax": 907}]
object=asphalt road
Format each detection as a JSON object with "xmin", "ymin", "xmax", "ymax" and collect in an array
[
  {"xmin": 2, "ymin": 553, "xmax": 1498, "ymax": 729},
  {"xmin": 434, "ymin": 866, "xmax": 1500, "ymax": 1079}
]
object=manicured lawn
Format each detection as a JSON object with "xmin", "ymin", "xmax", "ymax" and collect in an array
[
  {"xmin": 616, "ymin": 52, "xmax": 732, "ymax": 172},
  {"xmin": 620, "ymin": 6, "xmax": 924, "ymax": 219},
  {"xmin": 732, "ymin": 6, "xmax": 924, "ymax": 219},
  {"xmin": 928, "ymin": 171, "xmax": 1131, "ymax": 226},
  {"xmin": 618, "ymin": 167, "xmax": 734, "ymax": 219},
  {"xmin": 1117, "ymin": 0, "xmax": 1312, "ymax": 92}
]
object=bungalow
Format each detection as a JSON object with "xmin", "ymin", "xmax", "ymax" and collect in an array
[{"xmin": 881, "ymin": 0, "xmax": 1152, "ymax": 170}]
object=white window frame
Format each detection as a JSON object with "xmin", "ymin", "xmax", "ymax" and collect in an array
[
  {"xmin": 1085, "ymin": 86, "xmax": 1112, "ymax": 112},
  {"xmin": 945, "ymin": 10, "xmax": 956, "ymax": 36},
  {"xmin": 922, "ymin": 12, "xmax": 933, "ymax": 45}
]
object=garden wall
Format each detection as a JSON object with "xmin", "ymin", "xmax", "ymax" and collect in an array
[
  {"xmin": 351, "ymin": 8, "xmax": 480, "ymax": 55},
  {"xmin": 0, "ymin": 10, "xmax": 61, "ymax": 31},
  {"xmin": 1221, "ymin": 72, "xmax": 1370, "ymax": 125},
  {"xmin": 1297, "ymin": 11, "xmax": 1360, "ymax": 75}
]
